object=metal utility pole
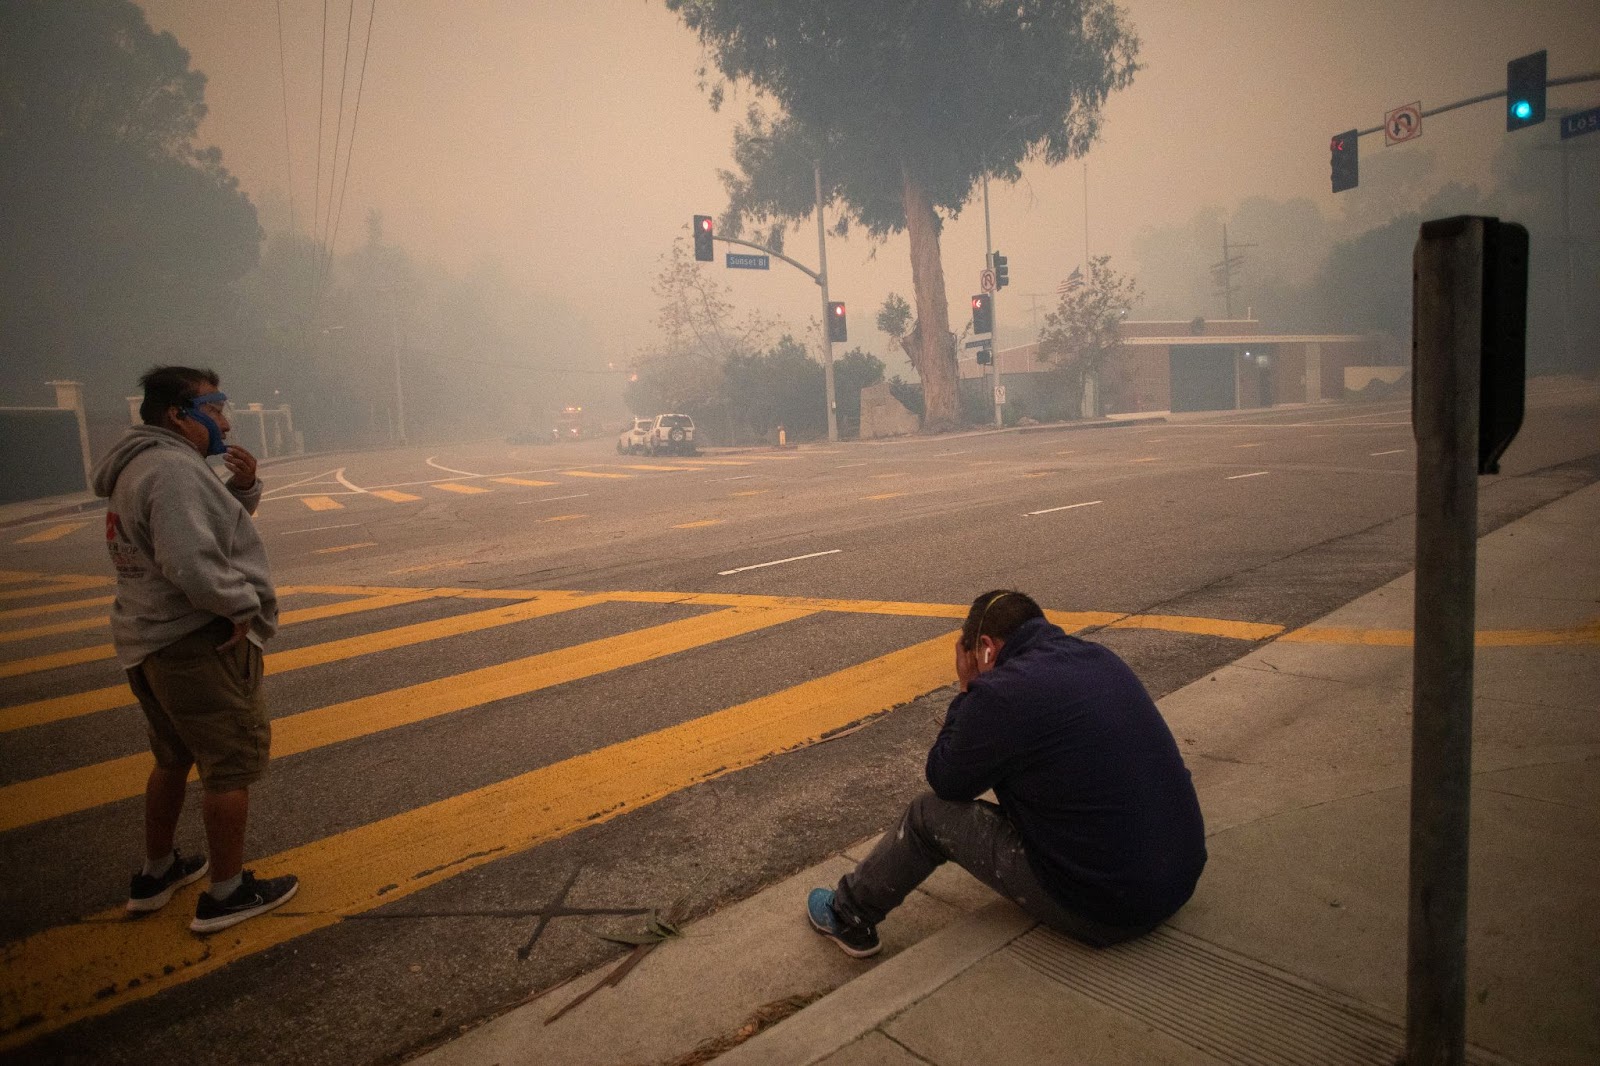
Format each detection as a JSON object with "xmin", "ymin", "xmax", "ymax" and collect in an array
[
  {"xmin": 982, "ymin": 171, "xmax": 1001, "ymax": 428},
  {"xmin": 815, "ymin": 161, "xmax": 838, "ymax": 442},
  {"xmin": 1407, "ymin": 215, "xmax": 1526, "ymax": 1066},
  {"xmin": 387, "ymin": 288, "xmax": 407, "ymax": 446},
  {"xmin": 1211, "ymin": 225, "xmax": 1256, "ymax": 318}
]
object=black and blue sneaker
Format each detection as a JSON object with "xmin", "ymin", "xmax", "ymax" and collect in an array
[
  {"xmin": 127, "ymin": 850, "xmax": 209, "ymax": 913},
  {"xmin": 807, "ymin": 888, "xmax": 881, "ymax": 958}
]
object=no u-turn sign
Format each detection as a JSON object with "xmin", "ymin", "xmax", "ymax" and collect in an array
[{"xmin": 1385, "ymin": 102, "xmax": 1422, "ymax": 146}]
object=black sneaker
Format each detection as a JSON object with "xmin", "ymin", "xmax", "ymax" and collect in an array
[
  {"xmin": 807, "ymin": 888, "xmax": 881, "ymax": 958},
  {"xmin": 126, "ymin": 850, "xmax": 209, "ymax": 913},
  {"xmin": 190, "ymin": 870, "xmax": 299, "ymax": 934}
]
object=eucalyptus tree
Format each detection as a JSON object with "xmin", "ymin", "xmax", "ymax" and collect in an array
[{"xmin": 668, "ymin": 0, "xmax": 1140, "ymax": 428}]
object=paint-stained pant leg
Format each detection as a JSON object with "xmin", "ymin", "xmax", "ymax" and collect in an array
[{"xmin": 833, "ymin": 792, "xmax": 1153, "ymax": 947}]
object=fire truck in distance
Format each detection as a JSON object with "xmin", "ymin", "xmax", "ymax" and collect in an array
[{"xmin": 551, "ymin": 405, "xmax": 586, "ymax": 442}]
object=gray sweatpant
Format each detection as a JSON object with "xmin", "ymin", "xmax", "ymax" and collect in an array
[{"xmin": 833, "ymin": 792, "xmax": 1157, "ymax": 948}]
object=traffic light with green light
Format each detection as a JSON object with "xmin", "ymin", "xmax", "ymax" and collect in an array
[{"xmin": 1506, "ymin": 50, "xmax": 1546, "ymax": 131}]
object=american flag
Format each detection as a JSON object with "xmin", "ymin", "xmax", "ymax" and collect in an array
[{"xmin": 1057, "ymin": 266, "xmax": 1084, "ymax": 296}]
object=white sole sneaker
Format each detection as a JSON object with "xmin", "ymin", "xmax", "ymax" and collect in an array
[
  {"xmin": 126, "ymin": 856, "xmax": 210, "ymax": 913},
  {"xmin": 190, "ymin": 876, "xmax": 299, "ymax": 934}
]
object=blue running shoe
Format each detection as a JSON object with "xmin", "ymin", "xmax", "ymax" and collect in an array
[{"xmin": 807, "ymin": 888, "xmax": 880, "ymax": 958}]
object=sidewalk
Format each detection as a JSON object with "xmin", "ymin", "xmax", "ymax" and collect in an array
[{"xmin": 416, "ymin": 480, "xmax": 1599, "ymax": 1065}]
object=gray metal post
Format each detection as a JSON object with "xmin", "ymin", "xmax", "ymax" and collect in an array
[
  {"xmin": 1407, "ymin": 216, "xmax": 1483, "ymax": 1066},
  {"xmin": 389, "ymin": 289, "xmax": 407, "ymax": 446},
  {"xmin": 982, "ymin": 173, "xmax": 1001, "ymax": 427},
  {"xmin": 815, "ymin": 161, "xmax": 838, "ymax": 443}
]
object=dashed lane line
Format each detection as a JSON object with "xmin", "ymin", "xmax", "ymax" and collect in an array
[
  {"xmin": 1225, "ymin": 471, "xmax": 1270, "ymax": 480},
  {"xmin": 731, "ymin": 490, "xmax": 769, "ymax": 497},
  {"xmin": 313, "ymin": 543, "xmax": 378, "ymax": 555},
  {"xmin": 282, "ymin": 523, "xmax": 361, "ymax": 534},
  {"xmin": 1025, "ymin": 501, "xmax": 1103, "ymax": 517},
  {"xmin": 541, "ymin": 514, "xmax": 587, "ymax": 523},
  {"xmin": 14, "ymin": 523, "xmax": 88, "ymax": 544},
  {"xmin": 1370, "ymin": 449, "xmax": 1406, "ymax": 457},
  {"xmin": 521, "ymin": 493, "xmax": 589, "ymax": 504},
  {"xmin": 0, "ymin": 623, "xmax": 944, "ymax": 1049},
  {"xmin": 673, "ymin": 519, "xmax": 722, "ymax": 529},
  {"xmin": 0, "ymin": 606, "xmax": 812, "ymax": 835},
  {"xmin": 717, "ymin": 550, "xmax": 842, "ymax": 576}
]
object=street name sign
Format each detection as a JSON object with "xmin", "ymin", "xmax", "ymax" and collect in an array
[
  {"xmin": 1560, "ymin": 106, "xmax": 1600, "ymax": 140},
  {"xmin": 726, "ymin": 253, "xmax": 770, "ymax": 270}
]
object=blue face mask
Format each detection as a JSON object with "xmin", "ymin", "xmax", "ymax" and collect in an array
[{"xmin": 184, "ymin": 391, "xmax": 230, "ymax": 456}]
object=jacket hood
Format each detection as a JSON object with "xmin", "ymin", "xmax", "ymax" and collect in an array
[{"xmin": 91, "ymin": 425, "xmax": 198, "ymax": 497}]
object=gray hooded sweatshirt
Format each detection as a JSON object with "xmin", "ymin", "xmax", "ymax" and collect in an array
[{"xmin": 91, "ymin": 425, "xmax": 277, "ymax": 667}]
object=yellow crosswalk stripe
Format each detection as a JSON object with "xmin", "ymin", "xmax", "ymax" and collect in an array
[
  {"xmin": 682, "ymin": 460, "xmax": 753, "ymax": 466},
  {"xmin": 541, "ymin": 514, "xmax": 586, "ymax": 523},
  {"xmin": 672, "ymin": 519, "xmax": 722, "ymax": 529},
  {"xmin": 0, "ymin": 628, "xmax": 950, "ymax": 1048},
  {"xmin": 369, "ymin": 489, "xmax": 422, "ymax": 502},
  {"xmin": 863, "ymin": 492, "xmax": 907, "ymax": 500},
  {"xmin": 301, "ymin": 496, "xmax": 344, "ymax": 511},
  {"xmin": 0, "ymin": 605, "xmax": 810, "ymax": 832},
  {"xmin": 431, "ymin": 482, "xmax": 489, "ymax": 495},
  {"xmin": 14, "ymin": 523, "xmax": 88, "ymax": 544},
  {"xmin": 0, "ymin": 590, "xmax": 440, "ymax": 682},
  {"xmin": 0, "ymin": 589, "xmax": 518, "ymax": 733},
  {"xmin": 1107, "ymin": 614, "xmax": 1283, "ymax": 641},
  {"xmin": 0, "ymin": 576, "xmax": 110, "ymax": 602},
  {"xmin": 561, "ymin": 470, "xmax": 632, "ymax": 479},
  {"xmin": 490, "ymin": 477, "xmax": 556, "ymax": 487},
  {"xmin": 731, "ymin": 489, "xmax": 768, "ymax": 496},
  {"xmin": 313, "ymin": 543, "xmax": 377, "ymax": 555},
  {"xmin": 0, "ymin": 615, "xmax": 108, "ymax": 645},
  {"xmin": 0, "ymin": 595, "xmax": 114, "ymax": 624},
  {"xmin": 0, "ymin": 570, "xmax": 43, "ymax": 585},
  {"xmin": 616, "ymin": 465, "xmax": 703, "ymax": 472}
]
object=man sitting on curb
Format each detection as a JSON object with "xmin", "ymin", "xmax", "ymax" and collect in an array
[{"xmin": 808, "ymin": 590, "xmax": 1207, "ymax": 957}]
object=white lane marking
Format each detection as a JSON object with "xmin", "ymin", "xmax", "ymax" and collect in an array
[
  {"xmin": 281, "ymin": 523, "xmax": 361, "ymax": 535},
  {"xmin": 519, "ymin": 493, "xmax": 591, "ymax": 504},
  {"xmin": 261, "ymin": 467, "xmax": 345, "ymax": 498},
  {"xmin": 717, "ymin": 549, "xmax": 842, "ymax": 576},
  {"xmin": 1226, "ymin": 471, "xmax": 1270, "ymax": 480},
  {"xmin": 334, "ymin": 467, "xmax": 368, "ymax": 494},
  {"xmin": 933, "ymin": 450, "xmax": 969, "ymax": 457},
  {"xmin": 1024, "ymin": 500, "xmax": 1103, "ymax": 516},
  {"xmin": 426, "ymin": 456, "xmax": 487, "ymax": 477},
  {"xmin": 712, "ymin": 475, "xmax": 758, "ymax": 481},
  {"xmin": 1370, "ymin": 449, "xmax": 1405, "ymax": 456},
  {"xmin": 836, "ymin": 462, "xmax": 870, "ymax": 469}
]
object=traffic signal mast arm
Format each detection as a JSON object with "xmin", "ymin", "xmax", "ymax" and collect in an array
[
  {"xmin": 710, "ymin": 233, "xmax": 823, "ymax": 285},
  {"xmin": 1339, "ymin": 67, "xmax": 1599, "ymax": 141}
]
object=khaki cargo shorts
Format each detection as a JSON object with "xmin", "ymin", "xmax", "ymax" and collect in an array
[{"xmin": 127, "ymin": 617, "xmax": 271, "ymax": 792}]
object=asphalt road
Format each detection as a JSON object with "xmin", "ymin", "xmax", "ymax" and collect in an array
[{"xmin": 2, "ymin": 381, "xmax": 1598, "ymax": 1065}]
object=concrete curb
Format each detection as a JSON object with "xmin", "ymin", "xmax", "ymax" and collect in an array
[{"xmin": 714, "ymin": 901, "xmax": 1035, "ymax": 1066}]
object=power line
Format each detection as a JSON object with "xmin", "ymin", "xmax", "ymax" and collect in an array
[
  {"xmin": 274, "ymin": 0, "xmax": 295, "ymax": 236},
  {"xmin": 321, "ymin": 0, "xmax": 378, "ymax": 303},
  {"xmin": 322, "ymin": 0, "xmax": 356, "ymax": 253},
  {"xmin": 313, "ymin": 0, "xmax": 329, "ymax": 250}
]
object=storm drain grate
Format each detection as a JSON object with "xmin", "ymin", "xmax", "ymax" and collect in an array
[{"xmin": 1006, "ymin": 926, "xmax": 1511, "ymax": 1066}]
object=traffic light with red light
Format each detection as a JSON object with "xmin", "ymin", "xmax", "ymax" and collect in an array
[
  {"xmin": 1330, "ymin": 130, "xmax": 1358, "ymax": 193},
  {"xmin": 972, "ymin": 294, "xmax": 993, "ymax": 335},
  {"xmin": 827, "ymin": 301, "xmax": 847, "ymax": 342},
  {"xmin": 693, "ymin": 215, "xmax": 714, "ymax": 261}
]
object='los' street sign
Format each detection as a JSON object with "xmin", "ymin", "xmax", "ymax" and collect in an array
[
  {"xmin": 1560, "ymin": 106, "xmax": 1600, "ymax": 140},
  {"xmin": 726, "ymin": 253, "xmax": 770, "ymax": 270}
]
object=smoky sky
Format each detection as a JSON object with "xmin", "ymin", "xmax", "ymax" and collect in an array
[{"xmin": 140, "ymin": 0, "xmax": 1599, "ymax": 370}]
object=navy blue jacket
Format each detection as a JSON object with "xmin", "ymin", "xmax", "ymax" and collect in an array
[{"xmin": 926, "ymin": 617, "xmax": 1206, "ymax": 926}]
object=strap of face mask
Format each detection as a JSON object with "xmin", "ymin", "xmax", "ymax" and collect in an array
[{"xmin": 185, "ymin": 392, "xmax": 230, "ymax": 456}]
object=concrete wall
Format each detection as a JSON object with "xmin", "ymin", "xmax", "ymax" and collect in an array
[{"xmin": 858, "ymin": 381, "xmax": 920, "ymax": 439}]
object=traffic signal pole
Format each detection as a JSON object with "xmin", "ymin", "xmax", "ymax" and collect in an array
[
  {"xmin": 982, "ymin": 172, "xmax": 1001, "ymax": 429},
  {"xmin": 815, "ymin": 161, "xmax": 838, "ymax": 443}
]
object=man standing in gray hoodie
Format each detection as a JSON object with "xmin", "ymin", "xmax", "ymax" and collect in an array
[{"xmin": 93, "ymin": 365, "xmax": 298, "ymax": 933}]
